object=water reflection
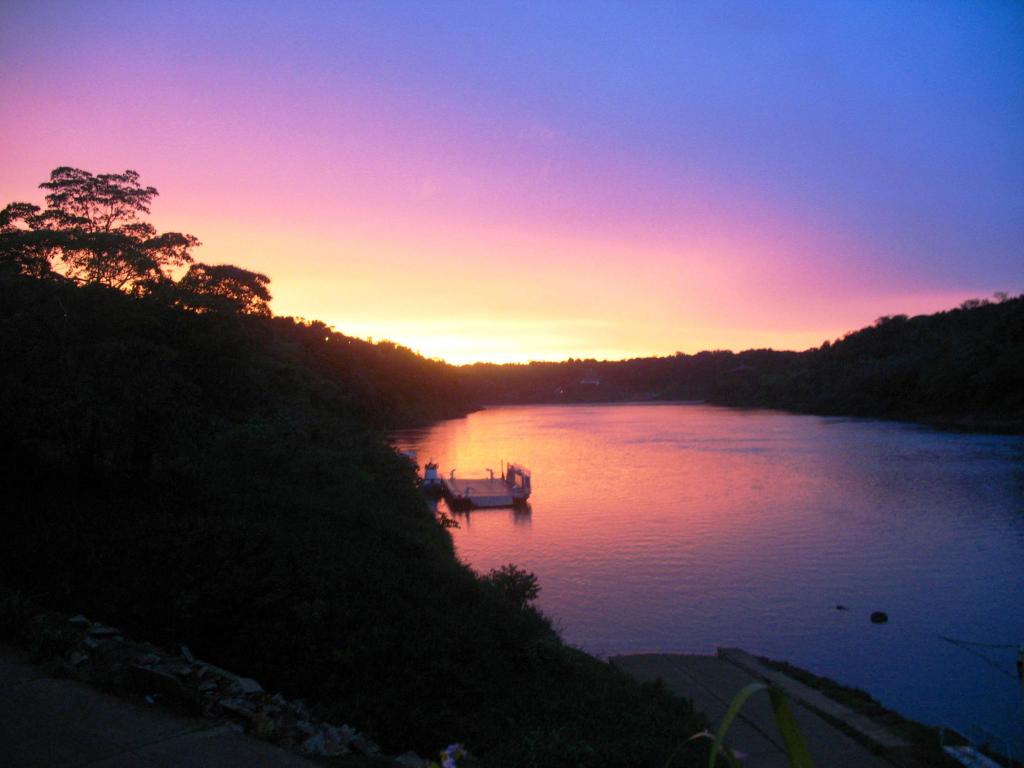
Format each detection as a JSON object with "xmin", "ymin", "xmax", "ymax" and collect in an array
[
  {"xmin": 393, "ymin": 404, "xmax": 1024, "ymax": 753},
  {"xmin": 450, "ymin": 504, "xmax": 533, "ymax": 528}
]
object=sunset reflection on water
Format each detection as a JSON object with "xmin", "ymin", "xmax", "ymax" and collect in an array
[{"xmin": 394, "ymin": 403, "xmax": 1024, "ymax": 752}]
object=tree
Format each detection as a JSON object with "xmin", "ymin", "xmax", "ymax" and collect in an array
[
  {"xmin": 0, "ymin": 167, "xmax": 198, "ymax": 289},
  {"xmin": 177, "ymin": 262, "xmax": 273, "ymax": 315},
  {"xmin": 0, "ymin": 202, "xmax": 54, "ymax": 278},
  {"xmin": 484, "ymin": 564, "xmax": 540, "ymax": 609}
]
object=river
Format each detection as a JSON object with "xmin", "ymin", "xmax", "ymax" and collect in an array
[{"xmin": 394, "ymin": 403, "xmax": 1024, "ymax": 754}]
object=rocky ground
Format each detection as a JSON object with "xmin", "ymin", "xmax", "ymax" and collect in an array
[{"xmin": 5, "ymin": 605, "xmax": 449, "ymax": 767}]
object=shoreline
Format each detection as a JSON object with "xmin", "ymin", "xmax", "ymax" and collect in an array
[
  {"xmin": 5, "ymin": 591, "xmax": 1018, "ymax": 768},
  {"xmin": 457, "ymin": 398, "xmax": 1024, "ymax": 436},
  {"xmin": 614, "ymin": 649, "xmax": 1016, "ymax": 768}
]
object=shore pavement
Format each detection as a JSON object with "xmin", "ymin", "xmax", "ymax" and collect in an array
[
  {"xmin": 612, "ymin": 648, "xmax": 908, "ymax": 768},
  {"xmin": 0, "ymin": 644, "xmax": 326, "ymax": 767}
]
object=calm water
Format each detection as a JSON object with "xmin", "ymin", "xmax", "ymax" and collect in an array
[{"xmin": 394, "ymin": 403, "xmax": 1024, "ymax": 752}]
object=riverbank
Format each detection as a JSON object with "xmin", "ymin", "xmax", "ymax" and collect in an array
[
  {"xmin": 470, "ymin": 398, "xmax": 1024, "ymax": 436},
  {"xmin": 614, "ymin": 649, "xmax": 1015, "ymax": 768},
  {"xmin": 5, "ymin": 605, "xmax": 1012, "ymax": 768},
  {"xmin": 0, "ymin": 274, "xmax": 704, "ymax": 766},
  {"xmin": 0, "ymin": 592, "xmax": 708, "ymax": 767},
  {"xmin": 457, "ymin": 294, "xmax": 1024, "ymax": 435}
]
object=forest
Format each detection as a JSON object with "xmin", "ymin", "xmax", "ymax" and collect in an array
[
  {"xmin": 0, "ymin": 169, "xmax": 701, "ymax": 766},
  {"xmin": 461, "ymin": 296, "xmax": 1024, "ymax": 433}
]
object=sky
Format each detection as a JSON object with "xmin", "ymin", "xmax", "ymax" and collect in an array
[{"xmin": 2, "ymin": 1, "xmax": 1022, "ymax": 363}]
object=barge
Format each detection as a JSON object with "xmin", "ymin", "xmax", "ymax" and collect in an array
[{"xmin": 443, "ymin": 463, "xmax": 531, "ymax": 510}]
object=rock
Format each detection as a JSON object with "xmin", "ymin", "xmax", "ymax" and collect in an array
[
  {"xmin": 220, "ymin": 697, "xmax": 257, "ymax": 720},
  {"xmin": 327, "ymin": 724, "xmax": 357, "ymax": 746},
  {"xmin": 301, "ymin": 731, "xmax": 349, "ymax": 757},
  {"xmin": 236, "ymin": 676, "xmax": 262, "ymax": 694},
  {"xmin": 154, "ymin": 659, "xmax": 193, "ymax": 678},
  {"xmin": 252, "ymin": 711, "xmax": 279, "ymax": 740},
  {"xmin": 8, "ymin": 604, "xmax": 423, "ymax": 763},
  {"xmin": 198, "ymin": 662, "xmax": 234, "ymax": 679},
  {"xmin": 129, "ymin": 664, "xmax": 187, "ymax": 701},
  {"xmin": 195, "ymin": 663, "xmax": 250, "ymax": 694},
  {"xmin": 870, "ymin": 611, "xmax": 889, "ymax": 624}
]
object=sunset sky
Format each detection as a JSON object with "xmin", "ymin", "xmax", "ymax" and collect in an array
[{"xmin": 2, "ymin": 2, "xmax": 1022, "ymax": 363}]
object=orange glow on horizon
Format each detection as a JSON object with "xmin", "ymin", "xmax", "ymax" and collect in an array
[
  {"xmin": 173, "ymin": 219, "xmax": 978, "ymax": 365},
  {"xmin": 0, "ymin": 175, "xmax": 989, "ymax": 366}
]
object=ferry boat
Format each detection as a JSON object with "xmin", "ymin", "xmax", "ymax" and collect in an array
[
  {"xmin": 420, "ymin": 460, "xmax": 444, "ymax": 497},
  {"xmin": 442, "ymin": 462, "xmax": 531, "ymax": 510}
]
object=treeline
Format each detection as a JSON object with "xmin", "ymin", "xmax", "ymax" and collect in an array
[
  {"xmin": 0, "ymin": 167, "xmax": 469, "ymax": 428},
  {"xmin": 0, "ymin": 169, "xmax": 701, "ymax": 766},
  {"xmin": 461, "ymin": 296, "xmax": 1024, "ymax": 432}
]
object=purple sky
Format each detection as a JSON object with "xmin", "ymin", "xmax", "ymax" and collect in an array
[{"xmin": 2, "ymin": 2, "xmax": 1022, "ymax": 361}]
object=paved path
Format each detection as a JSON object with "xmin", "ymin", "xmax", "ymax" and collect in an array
[
  {"xmin": 612, "ymin": 651, "xmax": 894, "ymax": 768},
  {"xmin": 0, "ymin": 645, "xmax": 318, "ymax": 767},
  {"xmin": 719, "ymin": 648, "xmax": 909, "ymax": 750}
]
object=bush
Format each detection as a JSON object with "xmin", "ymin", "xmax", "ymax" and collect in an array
[{"xmin": 484, "ymin": 564, "xmax": 540, "ymax": 609}]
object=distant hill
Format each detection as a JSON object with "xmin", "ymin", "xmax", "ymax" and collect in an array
[{"xmin": 460, "ymin": 296, "xmax": 1024, "ymax": 432}]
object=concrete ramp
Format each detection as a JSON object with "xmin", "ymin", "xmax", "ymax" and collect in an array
[{"xmin": 612, "ymin": 652, "xmax": 895, "ymax": 768}]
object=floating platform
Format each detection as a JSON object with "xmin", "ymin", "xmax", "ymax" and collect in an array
[
  {"xmin": 443, "ymin": 478, "xmax": 519, "ymax": 508},
  {"xmin": 442, "ymin": 463, "xmax": 531, "ymax": 510}
]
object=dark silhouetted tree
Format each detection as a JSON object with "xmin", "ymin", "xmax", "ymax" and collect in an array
[
  {"xmin": 0, "ymin": 202, "xmax": 55, "ymax": 278},
  {"xmin": 484, "ymin": 564, "xmax": 540, "ymax": 609},
  {"xmin": 177, "ymin": 262, "xmax": 272, "ymax": 315},
  {"xmin": 0, "ymin": 167, "xmax": 198, "ymax": 289}
]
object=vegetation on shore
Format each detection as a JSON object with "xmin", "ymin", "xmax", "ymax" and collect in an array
[
  {"xmin": 1, "ymin": 168, "xmax": 703, "ymax": 766},
  {"xmin": 460, "ymin": 295, "xmax": 1024, "ymax": 433}
]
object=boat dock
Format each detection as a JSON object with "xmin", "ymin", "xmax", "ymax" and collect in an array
[
  {"xmin": 443, "ymin": 477, "xmax": 520, "ymax": 507},
  {"xmin": 442, "ymin": 463, "xmax": 531, "ymax": 510}
]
